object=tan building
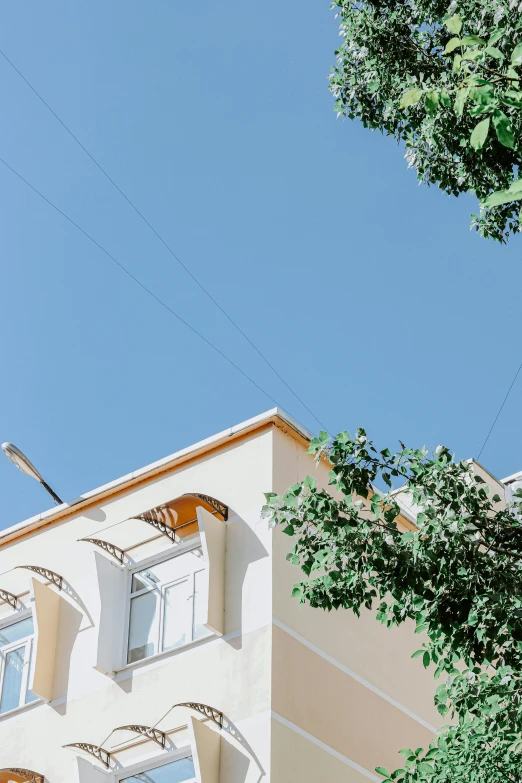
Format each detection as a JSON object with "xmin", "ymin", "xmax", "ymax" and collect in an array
[{"xmin": 0, "ymin": 409, "xmax": 488, "ymax": 783}]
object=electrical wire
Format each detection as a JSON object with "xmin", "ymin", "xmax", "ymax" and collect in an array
[
  {"xmin": 0, "ymin": 48, "xmax": 327, "ymax": 432},
  {"xmin": 477, "ymin": 359, "xmax": 522, "ymax": 459},
  {"xmin": 0, "ymin": 154, "xmax": 304, "ymax": 419}
]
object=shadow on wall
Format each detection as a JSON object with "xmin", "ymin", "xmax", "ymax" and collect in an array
[
  {"xmin": 225, "ymin": 513, "xmax": 268, "ymax": 650},
  {"xmin": 61, "ymin": 578, "xmax": 94, "ymax": 629},
  {"xmin": 221, "ymin": 714, "xmax": 266, "ymax": 783}
]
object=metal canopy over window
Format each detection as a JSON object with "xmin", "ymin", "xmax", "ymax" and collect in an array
[
  {"xmin": 78, "ymin": 493, "xmax": 228, "ymax": 564},
  {"xmin": 0, "ymin": 770, "xmax": 44, "ymax": 783},
  {"xmin": 15, "ymin": 566, "xmax": 63, "ymax": 591},
  {"xmin": 0, "ymin": 566, "xmax": 64, "ymax": 606},
  {"xmin": 63, "ymin": 743, "xmax": 112, "ymax": 769},
  {"xmin": 65, "ymin": 702, "xmax": 223, "ymax": 771},
  {"xmin": 0, "ymin": 588, "xmax": 19, "ymax": 609},
  {"xmin": 113, "ymin": 725, "xmax": 167, "ymax": 747},
  {"xmin": 173, "ymin": 703, "xmax": 223, "ymax": 729}
]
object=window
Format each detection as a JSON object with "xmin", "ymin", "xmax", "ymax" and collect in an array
[
  {"xmin": 121, "ymin": 756, "xmax": 196, "ymax": 783},
  {"xmin": 127, "ymin": 548, "xmax": 211, "ymax": 664},
  {"xmin": 0, "ymin": 615, "xmax": 38, "ymax": 714}
]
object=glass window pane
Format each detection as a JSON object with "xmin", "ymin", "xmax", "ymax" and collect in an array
[
  {"xmin": 25, "ymin": 688, "xmax": 38, "ymax": 705},
  {"xmin": 193, "ymin": 570, "xmax": 211, "ymax": 641},
  {"xmin": 128, "ymin": 592, "xmax": 159, "ymax": 663},
  {"xmin": 0, "ymin": 646, "xmax": 25, "ymax": 713},
  {"xmin": 163, "ymin": 579, "xmax": 190, "ymax": 651},
  {"xmin": 131, "ymin": 570, "xmax": 159, "ymax": 593},
  {"xmin": 122, "ymin": 757, "xmax": 195, "ymax": 783},
  {"xmin": 25, "ymin": 641, "xmax": 37, "ymax": 705},
  {"xmin": 0, "ymin": 617, "xmax": 34, "ymax": 647},
  {"xmin": 132, "ymin": 550, "xmax": 205, "ymax": 595}
]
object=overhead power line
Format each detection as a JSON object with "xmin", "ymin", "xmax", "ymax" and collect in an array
[
  {"xmin": 0, "ymin": 48, "xmax": 326, "ymax": 432},
  {"xmin": 0, "ymin": 154, "xmax": 304, "ymax": 418},
  {"xmin": 477, "ymin": 360, "xmax": 522, "ymax": 460}
]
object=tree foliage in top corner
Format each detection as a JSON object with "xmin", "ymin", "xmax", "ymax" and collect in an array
[
  {"xmin": 329, "ymin": 0, "xmax": 522, "ymax": 241},
  {"xmin": 264, "ymin": 429, "xmax": 522, "ymax": 783}
]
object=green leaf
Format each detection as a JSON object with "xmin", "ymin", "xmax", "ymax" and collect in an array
[
  {"xmin": 283, "ymin": 524, "xmax": 295, "ymax": 536},
  {"xmin": 445, "ymin": 14, "xmax": 462, "ymax": 35},
  {"xmin": 462, "ymin": 49, "xmax": 482, "ymax": 61},
  {"xmin": 411, "ymin": 649, "xmax": 425, "ymax": 659},
  {"xmin": 461, "ymin": 35, "xmax": 486, "ymax": 46},
  {"xmin": 511, "ymin": 42, "xmax": 522, "ymax": 65},
  {"xmin": 444, "ymin": 37, "xmax": 461, "ymax": 54},
  {"xmin": 470, "ymin": 117, "xmax": 490, "ymax": 150},
  {"xmin": 492, "ymin": 109, "xmax": 515, "ymax": 149},
  {"xmin": 423, "ymin": 651, "xmax": 430, "ymax": 668},
  {"xmin": 454, "ymin": 87, "xmax": 468, "ymax": 116},
  {"xmin": 375, "ymin": 768, "xmax": 391, "ymax": 778},
  {"xmin": 502, "ymin": 90, "xmax": 522, "ymax": 109},
  {"xmin": 485, "ymin": 46, "xmax": 503, "ymax": 59},
  {"xmin": 400, "ymin": 88, "xmax": 423, "ymax": 109},
  {"xmin": 452, "ymin": 54, "xmax": 462, "ymax": 72},
  {"xmin": 482, "ymin": 188, "xmax": 522, "ymax": 208},
  {"xmin": 470, "ymin": 83, "xmax": 496, "ymax": 111},
  {"xmin": 489, "ymin": 28, "xmax": 505, "ymax": 46},
  {"xmin": 467, "ymin": 611, "xmax": 479, "ymax": 626},
  {"xmin": 425, "ymin": 90, "xmax": 439, "ymax": 116}
]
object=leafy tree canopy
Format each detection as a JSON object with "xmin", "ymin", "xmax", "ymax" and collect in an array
[
  {"xmin": 329, "ymin": 0, "xmax": 522, "ymax": 241},
  {"xmin": 264, "ymin": 430, "xmax": 522, "ymax": 783}
]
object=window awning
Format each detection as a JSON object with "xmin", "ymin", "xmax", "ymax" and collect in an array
[
  {"xmin": 66, "ymin": 702, "xmax": 223, "ymax": 778},
  {"xmin": 0, "ymin": 565, "xmax": 65, "ymax": 610},
  {"xmin": 0, "ymin": 770, "xmax": 44, "ymax": 783},
  {"xmin": 79, "ymin": 493, "xmax": 228, "ymax": 564}
]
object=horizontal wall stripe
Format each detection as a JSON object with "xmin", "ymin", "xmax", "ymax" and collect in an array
[
  {"xmin": 272, "ymin": 618, "xmax": 437, "ymax": 733},
  {"xmin": 272, "ymin": 712, "xmax": 380, "ymax": 781}
]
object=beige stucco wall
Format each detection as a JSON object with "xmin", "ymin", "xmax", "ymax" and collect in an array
[
  {"xmin": 270, "ymin": 426, "xmax": 441, "ymax": 781},
  {"xmin": 270, "ymin": 717, "xmax": 374, "ymax": 783}
]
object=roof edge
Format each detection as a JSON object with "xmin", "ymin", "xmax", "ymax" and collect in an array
[{"xmin": 0, "ymin": 408, "xmax": 315, "ymax": 545}]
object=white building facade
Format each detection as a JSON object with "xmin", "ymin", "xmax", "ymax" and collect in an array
[{"xmin": 0, "ymin": 410, "xmax": 488, "ymax": 783}]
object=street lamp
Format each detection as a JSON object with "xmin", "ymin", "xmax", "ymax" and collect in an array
[{"xmin": 1, "ymin": 442, "xmax": 63, "ymax": 505}]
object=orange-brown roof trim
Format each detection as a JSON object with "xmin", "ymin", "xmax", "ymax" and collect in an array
[{"xmin": 0, "ymin": 408, "xmax": 314, "ymax": 548}]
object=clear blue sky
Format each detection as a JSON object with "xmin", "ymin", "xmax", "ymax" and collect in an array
[{"xmin": 0, "ymin": 1, "xmax": 520, "ymax": 528}]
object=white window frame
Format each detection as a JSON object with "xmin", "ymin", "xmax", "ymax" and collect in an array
[
  {"xmin": 122, "ymin": 539, "xmax": 211, "ymax": 668},
  {"xmin": 115, "ymin": 747, "xmax": 196, "ymax": 783},
  {"xmin": 0, "ymin": 609, "xmax": 36, "ymax": 716}
]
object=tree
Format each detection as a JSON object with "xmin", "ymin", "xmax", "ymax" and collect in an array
[
  {"xmin": 264, "ymin": 430, "xmax": 522, "ymax": 783},
  {"xmin": 329, "ymin": 0, "xmax": 522, "ymax": 241}
]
